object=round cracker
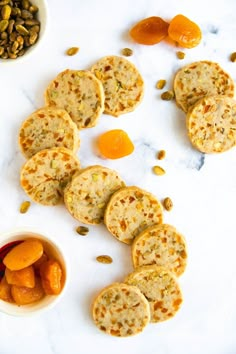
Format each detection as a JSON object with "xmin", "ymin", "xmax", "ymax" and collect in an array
[
  {"xmin": 20, "ymin": 147, "xmax": 80, "ymax": 206},
  {"xmin": 64, "ymin": 165, "xmax": 125, "ymax": 225},
  {"xmin": 44, "ymin": 69, "xmax": 105, "ymax": 129},
  {"xmin": 19, "ymin": 107, "xmax": 79, "ymax": 159},
  {"xmin": 132, "ymin": 224, "xmax": 187, "ymax": 276},
  {"xmin": 91, "ymin": 55, "xmax": 144, "ymax": 117},
  {"xmin": 125, "ymin": 265, "xmax": 183, "ymax": 323},
  {"xmin": 174, "ymin": 61, "xmax": 235, "ymax": 113},
  {"xmin": 92, "ymin": 282, "xmax": 150, "ymax": 337},
  {"xmin": 104, "ymin": 186, "xmax": 163, "ymax": 244},
  {"xmin": 187, "ymin": 95, "xmax": 236, "ymax": 153}
]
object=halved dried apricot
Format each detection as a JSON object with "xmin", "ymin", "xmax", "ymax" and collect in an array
[
  {"xmin": 168, "ymin": 14, "xmax": 202, "ymax": 48},
  {"xmin": 3, "ymin": 239, "xmax": 43, "ymax": 271},
  {"xmin": 130, "ymin": 16, "xmax": 169, "ymax": 45},
  {"xmin": 0, "ymin": 276, "xmax": 14, "ymax": 303},
  {"xmin": 40, "ymin": 259, "xmax": 63, "ymax": 295},
  {"xmin": 98, "ymin": 129, "xmax": 134, "ymax": 159},
  {"xmin": 5, "ymin": 266, "xmax": 35, "ymax": 288},
  {"xmin": 11, "ymin": 277, "xmax": 45, "ymax": 305}
]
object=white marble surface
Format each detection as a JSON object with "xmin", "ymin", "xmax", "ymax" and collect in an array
[{"xmin": 0, "ymin": 0, "xmax": 236, "ymax": 353}]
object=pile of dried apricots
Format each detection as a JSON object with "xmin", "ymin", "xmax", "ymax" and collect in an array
[
  {"xmin": 0, "ymin": 239, "xmax": 63, "ymax": 305},
  {"xmin": 130, "ymin": 14, "xmax": 202, "ymax": 48}
]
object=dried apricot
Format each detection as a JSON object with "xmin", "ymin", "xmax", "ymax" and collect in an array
[
  {"xmin": 0, "ymin": 276, "xmax": 14, "ymax": 303},
  {"xmin": 11, "ymin": 277, "xmax": 45, "ymax": 305},
  {"xmin": 40, "ymin": 259, "xmax": 63, "ymax": 295},
  {"xmin": 3, "ymin": 239, "xmax": 43, "ymax": 271},
  {"xmin": 98, "ymin": 129, "xmax": 134, "ymax": 159},
  {"xmin": 168, "ymin": 14, "xmax": 202, "ymax": 48},
  {"xmin": 5, "ymin": 266, "xmax": 35, "ymax": 288},
  {"xmin": 130, "ymin": 16, "xmax": 169, "ymax": 45},
  {"xmin": 33, "ymin": 253, "xmax": 48, "ymax": 272}
]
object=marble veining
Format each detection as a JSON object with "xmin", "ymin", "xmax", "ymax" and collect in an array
[{"xmin": 0, "ymin": 0, "xmax": 236, "ymax": 353}]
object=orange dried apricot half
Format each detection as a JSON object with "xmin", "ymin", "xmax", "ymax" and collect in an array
[
  {"xmin": 0, "ymin": 276, "xmax": 14, "ymax": 303},
  {"xmin": 11, "ymin": 277, "xmax": 45, "ymax": 305},
  {"xmin": 5, "ymin": 266, "xmax": 35, "ymax": 288},
  {"xmin": 3, "ymin": 239, "xmax": 43, "ymax": 271},
  {"xmin": 130, "ymin": 16, "xmax": 169, "ymax": 45},
  {"xmin": 168, "ymin": 14, "xmax": 202, "ymax": 48},
  {"xmin": 98, "ymin": 129, "xmax": 134, "ymax": 159},
  {"xmin": 40, "ymin": 259, "xmax": 63, "ymax": 295}
]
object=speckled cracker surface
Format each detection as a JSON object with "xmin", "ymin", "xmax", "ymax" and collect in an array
[
  {"xmin": 44, "ymin": 69, "xmax": 104, "ymax": 129},
  {"xmin": 64, "ymin": 165, "xmax": 125, "ymax": 224},
  {"xmin": 19, "ymin": 107, "xmax": 79, "ymax": 159},
  {"xmin": 20, "ymin": 147, "xmax": 80, "ymax": 206},
  {"xmin": 132, "ymin": 224, "xmax": 187, "ymax": 276},
  {"xmin": 91, "ymin": 55, "xmax": 144, "ymax": 117},
  {"xmin": 92, "ymin": 282, "xmax": 150, "ymax": 337},
  {"xmin": 187, "ymin": 95, "xmax": 236, "ymax": 153},
  {"xmin": 104, "ymin": 186, "xmax": 163, "ymax": 244},
  {"xmin": 125, "ymin": 266, "xmax": 183, "ymax": 323},
  {"xmin": 174, "ymin": 61, "xmax": 235, "ymax": 113}
]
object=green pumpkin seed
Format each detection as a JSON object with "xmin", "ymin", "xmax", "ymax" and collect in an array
[
  {"xmin": 29, "ymin": 31, "xmax": 37, "ymax": 45},
  {"xmin": 0, "ymin": 0, "xmax": 10, "ymax": 5},
  {"xmin": 11, "ymin": 40, "xmax": 19, "ymax": 52},
  {"xmin": 29, "ymin": 5, "xmax": 38, "ymax": 13},
  {"xmin": 15, "ymin": 24, "xmax": 29, "ymax": 35},
  {"xmin": 7, "ymin": 19, "xmax": 14, "ymax": 34},
  {"xmin": 21, "ymin": 9, "xmax": 33, "ymax": 19},
  {"xmin": 96, "ymin": 255, "xmax": 113, "ymax": 264},
  {"xmin": 66, "ymin": 47, "xmax": 79, "ymax": 56},
  {"xmin": 0, "ymin": 46, "xmax": 4, "ymax": 55},
  {"xmin": 0, "ymin": 20, "xmax": 9, "ymax": 33},
  {"xmin": 1, "ymin": 5, "xmax": 11, "ymax": 20},
  {"xmin": 24, "ymin": 18, "xmax": 39, "ymax": 26},
  {"xmin": 76, "ymin": 226, "xmax": 89, "ymax": 236},
  {"xmin": 22, "ymin": 0, "xmax": 30, "ymax": 10},
  {"xmin": 1, "ymin": 31, "xmax": 7, "ymax": 39},
  {"xmin": 29, "ymin": 24, "xmax": 40, "ymax": 33}
]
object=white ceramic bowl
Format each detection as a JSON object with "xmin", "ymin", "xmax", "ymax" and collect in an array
[
  {"xmin": 0, "ymin": 0, "xmax": 49, "ymax": 64},
  {"xmin": 0, "ymin": 228, "xmax": 68, "ymax": 316}
]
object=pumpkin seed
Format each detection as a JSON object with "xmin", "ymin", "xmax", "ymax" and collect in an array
[
  {"xmin": 163, "ymin": 197, "xmax": 173, "ymax": 211},
  {"xmin": 0, "ymin": 31, "xmax": 7, "ymax": 39},
  {"xmin": 76, "ymin": 226, "xmax": 89, "ymax": 236},
  {"xmin": 66, "ymin": 47, "xmax": 79, "ymax": 56},
  {"xmin": 20, "ymin": 201, "xmax": 31, "ymax": 213},
  {"xmin": 0, "ymin": 0, "xmax": 10, "ymax": 5},
  {"xmin": 0, "ymin": 46, "xmax": 4, "ymax": 55},
  {"xmin": 121, "ymin": 47, "xmax": 133, "ymax": 56},
  {"xmin": 96, "ymin": 255, "xmax": 113, "ymax": 264},
  {"xmin": 157, "ymin": 149, "xmax": 166, "ymax": 160},
  {"xmin": 29, "ymin": 31, "xmax": 37, "ymax": 45},
  {"xmin": 7, "ymin": 19, "xmax": 14, "ymax": 34},
  {"xmin": 15, "ymin": 24, "xmax": 29, "ymax": 35},
  {"xmin": 156, "ymin": 79, "xmax": 166, "ymax": 89},
  {"xmin": 153, "ymin": 165, "xmax": 166, "ymax": 176},
  {"xmin": 0, "ymin": 20, "xmax": 9, "ymax": 32},
  {"xmin": 230, "ymin": 52, "xmax": 236, "ymax": 62},
  {"xmin": 21, "ymin": 9, "xmax": 33, "ymax": 19},
  {"xmin": 176, "ymin": 51, "xmax": 185, "ymax": 59},
  {"xmin": 22, "ymin": 0, "xmax": 30, "ymax": 10},
  {"xmin": 24, "ymin": 18, "xmax": 39, "ymax": 26},
  {"xmin": 1, "ymin": 5, "xmax": 11, "ymax": 20},
  {"xmin": 161, "ymin": 90, "xmax": 175, "ymax": 101},
  {"xmin": 29, "ymin": 5, "xmax": 38, "ymax": 13}
]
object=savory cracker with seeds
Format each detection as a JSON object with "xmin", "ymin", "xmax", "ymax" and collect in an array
[
  {"xmin": 132, "ymin": 224, "xmax": 187, "ymax": 276},
  {"xmin": 20, "ymin": 147, "xmax": 80, "ymax": 206},
  {"xmin": 91, "ymin": 55, "xmax": 144, "ymax": 117},
  {"xmin": 174, "ymin": 61, "xmax": 235, "ymax": 113},
  {"xmin": 125, "ymin": 265, "xmax": 183, "ymax": 323},
  {"xmin": 92, "ymin": 282, "xmax": 150, "ymax": 337},
  {"xmin": 187, "ymin": 95, "xmax": 236, "ymax": 153},
  {"xmin": 44, "ymin": 69, "xmax": 105, "ymax": 129},
  {"xmin": 104, "ymin": 186, "xmax": 163, "ymax": 244},
  {"xmin": 64, "ymin": 165, "xmax": 125, "ymax": 224},
  {"xmin": 19, "ymin": 107, "xmax": 79, "ymax": 159}
]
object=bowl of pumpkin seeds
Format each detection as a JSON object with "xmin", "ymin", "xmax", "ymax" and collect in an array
[{"xmin": 0, "ymin": 0, "xmax": 48, "ymax": 62}]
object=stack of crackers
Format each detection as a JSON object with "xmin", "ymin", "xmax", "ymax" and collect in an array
[{"xmin": 173, "ymin": 60, "xmax": 236, "ymax": 153}]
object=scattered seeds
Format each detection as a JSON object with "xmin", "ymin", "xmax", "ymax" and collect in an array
[
  {"xmin": 157, "ymin": 149, "xmax": 166, "ymax": 160},
  {"xmin": 156, "ymin": 79, "xmax": 166, "ymax": 90},
  {"xmin": 163, "ymin": 197, "xmax": 173, "ymax": 211},
  {"xmin": 19, "ymin": 201, "xmax": 31, "ymax": 213},
  {"xmin": 96, "ymin": 255, "xmax": 113, "ymax": 264},
  {"xmin": 76, "ymin": 226, "xmax": 89, "ymax": 236},
  {"xmin": 230, "ymin": 52, "xmax": 236, "ymax": 62},
  {"xmin": 153, "ymin": 165, "xmax": 166, "ymax": 176},
  {"xmin": 176, "ymin": 51, "xmax": 185, "ymax": 59},
  {"xmin": 161, "ymin": 90, "xmax": 175, "ymax": 100},
  {"xmin": 66, "ymin": 47, "xmax": 79, "ymax": 56},
  {"xmin": 121, "ymin": 47, "xmax": 133, "ymax": 56}
]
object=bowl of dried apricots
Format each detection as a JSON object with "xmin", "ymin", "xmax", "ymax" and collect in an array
[{"xmin": 0, "ymin": 229, "xmax": 68, "ymax": 316}]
